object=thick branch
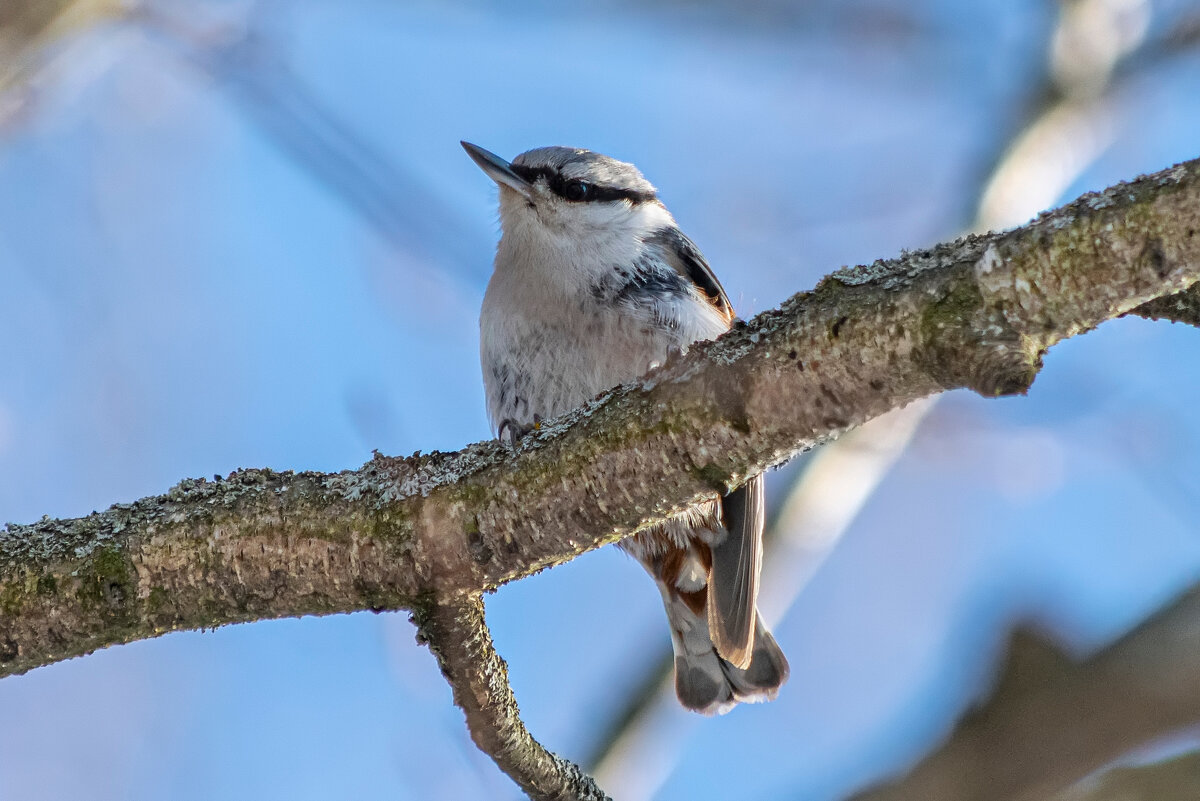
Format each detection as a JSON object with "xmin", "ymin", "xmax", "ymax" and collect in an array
[
  {"xmin": 413, "ymin": 596, "xmax": 611, "ymax": 801},
  {"xmin": 2, "ymin": 157, "xmax": 1199, "ymax": 679},
  {"xmin": 849, "ymin": 583, "xmax": 1200, "ymax": 801}
]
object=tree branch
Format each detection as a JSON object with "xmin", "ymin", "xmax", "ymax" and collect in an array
[
  {"xmin": 1054, "ymin": 751, "xmax": 1200, "ymax": 801},
  {"xmin": 849, "ymin": 583, "xmax": 1200, "ymax": 801},
  {"xmin": 413, "ymin": 596, "xmax": 612, "ymax": 801},
  {"xmin": 1130, "ymin": 283, "xmax": 1200, "ymax": 326},
  {"xmin": 0, "ymin": 0, "xmax": 125, "ymax": 96},
  {"xmin": 1, "ymin": 157, "xmax": 1198, "ymax": 682}
]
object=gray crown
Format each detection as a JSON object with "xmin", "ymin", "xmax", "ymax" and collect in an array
[{"xmin": 513, "ymin": 147, "xmax": 657, "ymax": 196}]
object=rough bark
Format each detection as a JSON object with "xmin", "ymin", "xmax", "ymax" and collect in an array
[
  {"xmin": 849, "ymin": 584, "xmax": 1200, "ymax": 801},
  {"xmin": 1130, "ymin": 283, "xmax": 1200, "ymax": 326},
  {"xmin": 2, "ymin": 157, "xmax": 1198, "ymax": 681}
]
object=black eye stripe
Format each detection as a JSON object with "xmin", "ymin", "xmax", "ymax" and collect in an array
[{"xmin": 510, "ymin": 164, "xmax": 655, "ymax": 204}]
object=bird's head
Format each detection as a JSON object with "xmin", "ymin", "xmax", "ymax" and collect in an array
[{"xmin": 461, "ymin": 142, "xmax": 675, "ymax": 256}]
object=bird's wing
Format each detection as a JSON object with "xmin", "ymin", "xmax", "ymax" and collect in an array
[
  {"xmin": 650, "ymin": 226, "xmax": 756, "ymax": 664},
  {"xmin": 647, "ymin": 227, "xmax": 735, "ymax": 323},
  {"xmin": 707, "ymin": 474, "xmax": 764, "ymax": 669}
]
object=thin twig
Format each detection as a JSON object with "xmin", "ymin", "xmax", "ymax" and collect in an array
[{"xmin": 412, "ymin": 596, "xmax": 612, "ymax": 801}]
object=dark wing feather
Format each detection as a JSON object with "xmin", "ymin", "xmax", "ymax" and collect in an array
[
  {"xmin": 648, "ymin": 225, "xmax": 754, "ymax": 662},
  {"xmin": 707, "ymin": 474, "xmax": 764, "ymax": 669},
  {"xmin": 647, "ymin": 227, "xmax": 734, "ymax": 322}
]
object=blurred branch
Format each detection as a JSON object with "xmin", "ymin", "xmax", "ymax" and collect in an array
[
  {"xmin": 978, "ymin": 0, "xmax": 1141, "ymax": 229},
  {"xmin": 1, "ymin": 158, "xmax": 1198, "ymax": 798},
  {"xmin": 1054, "ymin": 751, "xmax": 1200, "ymax": 801},
  {"xmin": 0, "ymin": 0, "xmax": 124, "ymax": 94},
  {"xmin": 975, "ymin": 0, "xmax": 1200, "ymax": 230},
  {"xmin": 849, "ymin": 584, "xmax": 1200, "ymax": 801},
  {"xmin": 414, "ymin": 597, "xmax": 612, "ymax": 801}
]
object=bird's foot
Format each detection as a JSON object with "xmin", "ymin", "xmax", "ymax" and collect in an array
[{"xmin": 498, "ymin": 416, "xmax": 542, "ymax": 446}]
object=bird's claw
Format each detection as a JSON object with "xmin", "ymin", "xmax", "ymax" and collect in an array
[{"xmin": 498, "ymin": 416, "xmax": 542, "ymax": 446}]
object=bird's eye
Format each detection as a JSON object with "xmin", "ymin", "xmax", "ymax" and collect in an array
[{"xmin": 562, "ymin": 180, "xmax": 591, "ymax": 201}]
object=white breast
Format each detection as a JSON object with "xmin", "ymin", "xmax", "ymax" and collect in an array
[
  {"xmin": 480, "ymin": 213, "xmax": 728, "ymax": 433},
  {"xmin": 482, "ymin": 253, "xmax": 724, "ymax": 434}
]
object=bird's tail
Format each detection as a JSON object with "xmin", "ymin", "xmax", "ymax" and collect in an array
[{"xmin": 657, "ymin": 581, "xmax": 789, "ymax": 715}]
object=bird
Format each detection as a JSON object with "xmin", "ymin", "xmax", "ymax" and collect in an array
[{"xmin": 462, "ymin": 141, "xmax": 789, "ymax": 714}]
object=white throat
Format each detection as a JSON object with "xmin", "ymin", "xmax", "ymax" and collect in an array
[{"xmin": 494, "ymin": 188, "xmax": 677, "ymax": 296}]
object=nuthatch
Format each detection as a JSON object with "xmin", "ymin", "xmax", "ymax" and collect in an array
[{"xmin": 463, "ymin": 141, "xmax": 788, "ymax": 714}]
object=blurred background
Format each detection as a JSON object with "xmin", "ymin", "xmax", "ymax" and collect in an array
[{"xmin": 2, "ymin": 0, "xmax": 1199, "ymax": 799}]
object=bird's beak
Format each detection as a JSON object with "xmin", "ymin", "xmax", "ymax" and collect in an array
[{"xmin": 461, "ymin": 141, "xmax": 533, "ymax": 200}]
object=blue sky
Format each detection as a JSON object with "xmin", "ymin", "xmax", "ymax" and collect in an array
[{"xmin": 2, "ymin": 1, "xmax": 1199, "ymax": 799}]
